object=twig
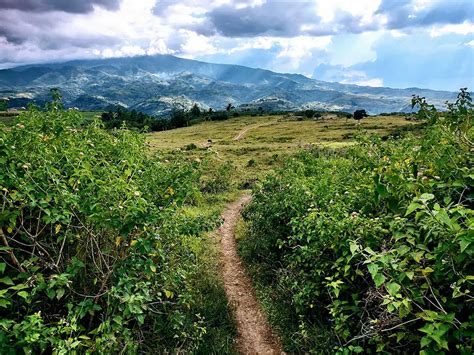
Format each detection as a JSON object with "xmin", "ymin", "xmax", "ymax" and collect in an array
[
  {"xmin": 0, "ymin": 228, "xmax": 26, "ymax": 272},
  {"xmin": 344, "ymin": 317, "xmax": 421, "ymax": 346}
]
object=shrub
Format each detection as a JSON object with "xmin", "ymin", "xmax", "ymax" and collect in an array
[
  {"xmin": 240, "ymin": 90, "xmax": 473, "ymax": 353},
  {"xmin": 0, "ymin": 100, "xmax": 227, "ymax": 352},
  {"xmin": 354, "ymin": 109, "xmax": 368, "ymax": 120},
  {"xmin": 200, "ymin": 164, "xmax": 234, "ymax": 193}
]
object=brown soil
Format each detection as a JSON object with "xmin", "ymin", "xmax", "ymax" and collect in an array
[{"xmin": 219, "ymin": 194, "xmax": 284, "ymax": 354}]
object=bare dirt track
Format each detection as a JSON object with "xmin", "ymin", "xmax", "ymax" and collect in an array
[{"xmin": 219, "ymin": 195, "xmax": 284, "ymax": 354}]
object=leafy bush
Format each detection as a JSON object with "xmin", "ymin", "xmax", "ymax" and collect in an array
[
  {"xmin": 200, "ymin": 163, "xmax": 234, "ymax": 194},
  {"xmin": 0, "ymin": 99, "xmax": 230, "ymax": 352},
  {"xmin": 241, "ymin": 90, "xmax": 473, "ymax": 353},
  {"xmin": 101, "ymin": 107, "xmax": 170, "ymax": 131}
]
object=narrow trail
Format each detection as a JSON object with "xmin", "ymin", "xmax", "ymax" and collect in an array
[
  {"xmin": 232, "ymin": 121, "xmax": 279, "ymax": 141},
  {"xmin": 219, "ymin": 195, "xmax": 284, "ymax": 354}
]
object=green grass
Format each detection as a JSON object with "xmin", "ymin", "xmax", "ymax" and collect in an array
[{"xmin": 147, "ymin": 113, "xmax": 419, "ymax": 183}]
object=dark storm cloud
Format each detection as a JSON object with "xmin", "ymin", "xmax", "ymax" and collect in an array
[
  {"xmin": 195, "ymin": 1, "xmax": 381, "ymax": 38},
  {"xmin": 204, "ymin": 2, "xmax": 320, "ymax": 37},
  {"xmin": 0, "ymin": 0, "xmax": 121, "ymax": 13},
  {"xmin": 377, "ymin": 0, "xmax": 474, "ymax": 29},
  {"xmin": 0, "ymin": 14, "xmax": 120, "ymax": 48}
]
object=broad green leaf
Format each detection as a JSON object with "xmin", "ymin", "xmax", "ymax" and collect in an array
[
  {"xmin": 419, "ymin": 193, "xmax": 435, "ymax": 202},
  {"xmin": 56, "ymin": 288, "xmax": 65, "ymax": 300},
  {"xmin": 405, "ymin": 202, "xmax": 421, "ymax": 216},
  {"xmin": 386, "ymin": 282, "xmax": 401, "ymax": 296},
  {"xmin": 367, "ymin": 263, "xmax": 379, "ymax": 277},
  {"xmin": 0, "ymin": 299, "xmax": 11, "ymax": 308},
  {"xmin": 17, "ymin": 291, "xmax": 29, "ymax": 299},
  {"xmin": 0, "ymin": 277, "xmax": 14, "ymax": 285},
  {"xmin": 373, "ymin": 273, "xmax": 386, "ymax": 288}
]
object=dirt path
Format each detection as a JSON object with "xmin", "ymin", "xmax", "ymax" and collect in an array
[
  {"xmin": 219, "ymin": 195, "xmax": 284, "ymax": 354},
  {"xmin": 232, "ymin": 121, "xmax": 278, "ymax": 141}
]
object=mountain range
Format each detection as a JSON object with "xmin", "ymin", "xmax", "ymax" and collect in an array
[{"xmin": 0, "ymin": 55, "xmax": 458, "ymax": 115}]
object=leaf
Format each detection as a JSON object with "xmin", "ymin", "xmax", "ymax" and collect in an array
[
  {"xmin": 55, "ymin": 224, "xmax": 61, "ymax": 234},
  {"xmin": 0, "ymin": 277, "xmax": 14, "ymax": 285},
  {"xmin": 164, "ymin": 289, "xmax": 174, "ymax": 299},
  {"xmin": 349, "ymin": 241, "xmax": 359, "ymax": 255},
  {"xmin": 421, "ymin": 267, "xmax": 434, "ymax": 275},
  {"xmin": 367, "ymin": 263, "xmax": 379, "ymax": 277},
  {"xmin": 0, "ymin": 263, "xmax": 5, "ymax": 274},
  {"xmin": 115, "ymin": 236, "xmax": 122, "ymax": 247},
  {"xmin": 6, "ymin": 227, "xmax": 13, "ymax": 234},
  {"xmin": 373, "ymin": 273, "xmax": 386, "ymax": 288},
  {"xmin": 56, "ymin": 288, "xmax": 65, "ymax": 300},
  {"xmin": 17, "ymin": 291, "xmax": 29, "ymax": 299},
  {"xmin": 420, "ymin": 336, "xmax": 431, "ymax": 348},
  {"xmin": 458, "ymin": 236, "xmax": 471, "ymax": 253},
  {"xmin": 405, "ymin": 202, "xmax": 421, "ymax": 216},
  {"xmin": 386, "ymin": 282, "xmax": 401, "ymax": 296},
  {"xmin": 150, "ymin": 264, "xmax": 156, "ymax": 273},
  {"xmin": 419, "ymin": 323, "xmax": 434, "ymax": 334},
  {"xmin": 130, "ymin": 240, "xmax": 138, "ymax": 247},
  {"xmin": 9, "ymin": 283, "xmax": 28, "ymax": 290},
  {"xmin": 419, "ymin": 193, "xmax": 435, "ymax": 202},
  {"xmin": 405, "ymin": 271, "xmax": 415, "ymax": 280},
  {"xmin": 0, "ymin": 299, "xmax": 11, "ymax": 308}
]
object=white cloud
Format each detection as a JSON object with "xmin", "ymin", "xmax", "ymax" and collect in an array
[
  {"xmin": 316, "ymin": 0, "xmax": 382, "ymax": 24},
  {"xmin": 343, "ymin": 77, "xmax": 384, "ymax": 87},
  {"xmin": 430, "ymin": 21, "xmax": 474, "ymax": 37}
]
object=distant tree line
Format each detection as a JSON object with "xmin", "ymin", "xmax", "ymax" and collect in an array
[
  {"xmin": 101, "ymin": 107, "xmax": 170, "ymax": 131},
  {"xmin": 100, "ymin": 103, "xmax": 412, "ymax": 132}
]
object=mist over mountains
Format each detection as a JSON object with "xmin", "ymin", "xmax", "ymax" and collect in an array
[{"xmin": 0, "ymin": 54, "xmax": 457, "ymax": 115}]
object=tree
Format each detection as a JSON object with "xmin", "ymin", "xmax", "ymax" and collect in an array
[
  {"xmin": 170, "ymin": 108, "xmax": 189, "ymax": 128},
  {"xmin": 190, "ymin": 103, "xmax": 201, "ymax": 118},
  {"xmin": 0, "ymin": 98, "xmax": 8, "ymax": 111},
  {"xmin": 226, "ymin": 103, "xmax": 235, "ymax": 112},
  {"xmin": 353, "ymin": 109, "xmax": 368, "ymax": 121}
]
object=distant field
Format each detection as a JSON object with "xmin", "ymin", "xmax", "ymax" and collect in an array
[{"xmin": 147, "ymin": 113, "xmax": 420, "ymax": 181}]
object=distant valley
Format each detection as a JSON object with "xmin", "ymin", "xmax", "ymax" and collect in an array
[{"xmin": 0, "ymin": 54, "xmax": 458, "ymax": 115}]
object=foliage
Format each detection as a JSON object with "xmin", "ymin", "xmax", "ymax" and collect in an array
[
  {"xmin": 354, "ymin": 109, "xmax": 368, "ymax": 120},
  {"xmin": 200, "ymin": 163, "xmax": 234, "ymax": 194},
  {"xmin": 0, "ymin": 97, "xmax": 232, "ymax": 353},
  {"xmin": 101, "ymin": 107, "xmax": 169, "ymax": 131},
  {"xmin": 241, "ymin": 90, "xmax": 473, "ymax": 353},
  {"xmin": 0, "ymin": 99, "xmax": 8, "ymax": 112}
]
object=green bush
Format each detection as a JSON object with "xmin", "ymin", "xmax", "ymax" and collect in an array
[
  {"xmin": 241, "ymin": 90, "xmax": 473, "ymax": 353},
  {"xmin": 0, "ymin": 99, "xmax": 229, "ymax": 353},
  {"xmin": 200, "ymin": 163, "xmax": 234, "ymax": 194}
]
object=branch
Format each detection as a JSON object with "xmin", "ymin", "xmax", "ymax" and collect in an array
[{"xmin": 0, "ymin": 228, "xmax": 26, "ymax": 273}]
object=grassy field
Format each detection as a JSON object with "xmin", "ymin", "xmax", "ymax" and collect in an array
[{"xmin": 147, "ymin": 113, "xmax": 420, "ymax": 183}]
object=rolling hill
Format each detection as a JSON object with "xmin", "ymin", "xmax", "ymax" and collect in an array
[{"xmin": 0, "ymin": 54, "xmax": 457, "ymax": 115}]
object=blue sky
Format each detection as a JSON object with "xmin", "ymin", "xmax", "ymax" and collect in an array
[{"xmin": 0, "ymin": 0, "xmax": 473, "ymax": 91}]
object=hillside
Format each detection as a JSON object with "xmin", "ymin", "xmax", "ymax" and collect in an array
[{"xmin": 0, "ymin": 55, "xmax": 457, "ymax": 115}]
